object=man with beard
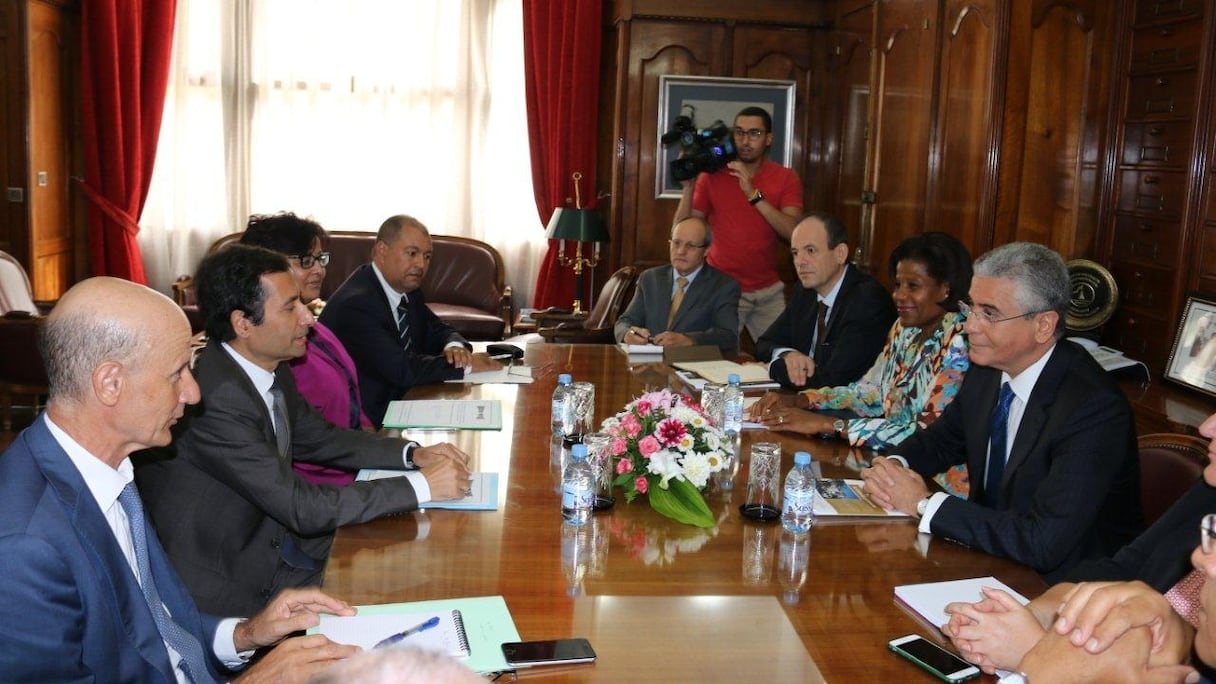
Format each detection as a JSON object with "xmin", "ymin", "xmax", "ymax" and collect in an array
[{"xmin": 673, "ymin": 106, "xmax": 803, "ymax": 342}]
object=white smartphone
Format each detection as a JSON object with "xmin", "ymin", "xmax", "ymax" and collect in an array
[
  {"xmin": 501, "ymin": 638, "xmax": 597, "ymax": 668},
  {"xmin": 888, "ymin": 634, "xmax": 980, "ymax": 682}
]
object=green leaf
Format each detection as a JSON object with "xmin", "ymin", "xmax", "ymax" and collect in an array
[{"xmin": 647, "ymin": 477, "xmax": 714, "ymax": 528}]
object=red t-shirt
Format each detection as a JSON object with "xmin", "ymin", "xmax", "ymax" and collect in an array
[{"xmin": 693, "ymin": 160, "xmax": 802, "ymax": 292}]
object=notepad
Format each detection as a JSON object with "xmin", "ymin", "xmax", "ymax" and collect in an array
[
  {"xmin": 894, "ymin": 576, "xmax": 1029, "ymax": 629},
  {"xmin": 317, "ymin": 608, "xmax": 470, "ymax": 657},
  {"xmin": 813, "ymin": 478, "xmax": 911, "ymax": 518},
  {"xmin": 353, "ymin": 471, "xmax": 499, "ymax": 511},
  {"xmin": 382, "ymin": 400, "xmax": 502, "ymax": 430},
  {"xmin": 671, "ymin": 359, "xmax": 772, "ymax": 384}
]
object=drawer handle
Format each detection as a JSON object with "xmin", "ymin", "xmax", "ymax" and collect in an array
[
  {"xmin": 1148, "ymin": 126, "xmax": 1164, "ymax": 136},
  {"xmin": 1144, "ymin": 175, "xmax": 1160, "ymax": 185}
]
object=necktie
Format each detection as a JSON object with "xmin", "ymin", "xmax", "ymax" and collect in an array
[
  {"xmin": 1164, "ymin": 569, "xmax": 1205, "ymax": 628},
  {"xmin": 812, "ymin": 301, "xmax": 829, "ymax": 358},
  {"xmin": 983, "ymin": 383, "xmax": 1015, "ymax": 507},
  {"xmin": 117, "ymin": 484, "xmax": 213, "ymax": 684},
  {"xmin": 667, "ymin": 276, "xmax": 689, "ymax": 329},
  {"xmin": 396, "ymin": 297, "xmax": 412, "ymax": 351},
  {"xmin": 269, "ymin": 382, "xmax": 290, "ymax": 459}
]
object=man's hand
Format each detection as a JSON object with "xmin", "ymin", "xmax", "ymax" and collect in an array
[
  {"xmin": 443, "ymin": 346, "xmax": 474, "ymax": 368},
  {"xmin": 726, "ymin": 161, "xmax": 755, "ymax": 197},
  {"xmin": 1054, "ymin": 581, "xmax": 1194, "ymax": 661},
  {"xmin": 859, "ymin": 456, "xmax": 930, "ymax": 515},
  {"xmin": 652, "ymin": 331, "xmax": 694, "ymax": 347},
  {"xmin": 234, "ymin": 588, "xmax": 356, "ymax": 651},
  {"xmin": 412, "ymin": 442, "xmax": 470, "ymax": 469},
  {"xmin": 779, "ymin": 350, "xmax": 815, "ymax": 387},
  {"xmin": 233, "ymin": 634, "xmax": 359, "ymax": 684},
  {"xmin": 468, "ymin": 352, "xmax": 502, "ymax": 372},
  {"xmin": 746, "ymin": 391, "xmax": 798, "ymax": 420},
  {"xmin": 944, "ymin": 587, "xmax": 1046, "ymax": 674},
  {"xmin": 624, "ymin": 327, "xmax": 653, "ymax": 344},
  {"xmin": 421, "ymin": 457, "xmax": 473, "ymax": 501},
  {"xmin": 1017, "ymin": 624, "xmax": 1196, "ymax": 684}
]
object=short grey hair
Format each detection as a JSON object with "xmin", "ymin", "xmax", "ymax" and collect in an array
[
  {"xmin": 974, "ymin": 242, "xmax": 1070, "ymax": 339},
  {"xmin": 41, "ymin": 310, "xmax": 146, "ymax": 403},
  {"xmin": 672, "ymin": 216, "xmax": 713, "ymax": 247}
]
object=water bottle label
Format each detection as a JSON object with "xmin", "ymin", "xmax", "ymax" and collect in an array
[
  {"xmin": 562, "ymin": 484, "xmax": 593, "ymax": 510},
  {"xmin": 783, "ymin": 489, "xmax": 814, "ymax": 516}
]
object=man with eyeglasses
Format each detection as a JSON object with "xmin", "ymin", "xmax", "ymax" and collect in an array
[
  {"xmin": 320, "ymin": 214, "xmax": 500, "ymax": 428},
  {"xmin": 614, "ymin": 217, "xmax": 740, "ymax": 354},
  {"xmin": 673, "ymin": 105, "xmax": 803, "ymax": 343},
  {"xmin": 862, "ymin": 242, "xmax": 1142, "ymax": 580}
]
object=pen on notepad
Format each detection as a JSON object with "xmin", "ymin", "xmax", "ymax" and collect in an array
[
  {"xmin": 628, "ymin": 328, "xmax": 655, "ymax": 344},
  {"xmin": 373, "ymin": 616, "xmax": 440, "ymax": 649}
]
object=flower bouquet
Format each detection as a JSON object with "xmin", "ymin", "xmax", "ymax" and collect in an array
[{"xmin": 600, "ymin": 388, "xmax": 732, "ymax": 528}]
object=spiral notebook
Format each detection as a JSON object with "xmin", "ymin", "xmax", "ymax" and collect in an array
[{"xmin": 316, "ymin": 608, "xmax": 471, "ymax": 658}]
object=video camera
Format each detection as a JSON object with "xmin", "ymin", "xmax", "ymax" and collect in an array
[{"xmin": 661, "ymin": 112, "xmax": 736, "ymax": 183}]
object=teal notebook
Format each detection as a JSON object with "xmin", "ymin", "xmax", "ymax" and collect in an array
[{"xmin": 311, "ymin": 595, "xmax": 520, "ymax": 674}]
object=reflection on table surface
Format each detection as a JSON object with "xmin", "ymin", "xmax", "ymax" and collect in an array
[{"xmin": 325, "ymin": 344, "xmax": 1046, "ymax": 682}]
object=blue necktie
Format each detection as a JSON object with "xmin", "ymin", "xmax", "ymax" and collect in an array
[
  {"xmin": 117, "ymin": 483, "xmax": 214, "ymax": 684},
  {"xmin": 396, "ymin": 297, "xmax": 412, "ymax": 351},
  {"xmin": 984, "ymin": 383, "xmax": 1015, "ymax": 508}
]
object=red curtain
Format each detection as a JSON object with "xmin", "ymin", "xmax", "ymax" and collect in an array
[
  {"xmin": 522, "ymin": 0, "xmax": 603, "ymax": 309},
  {"xmin": 79, "ymin": 0, "xmax": 177, "ymax": 283}
]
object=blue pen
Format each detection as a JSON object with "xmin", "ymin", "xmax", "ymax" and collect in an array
[{"xmin": 373, "ymin": 616, "xmax": 440, "ymax": 649}]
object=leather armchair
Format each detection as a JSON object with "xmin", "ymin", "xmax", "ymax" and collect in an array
[
  {"xmin": 537, "ymin": 266, "xmax": 638, "ymax": 344},
  {"xmin": 0, "ymin": 315, "xmax": 48, "ymax": 431},
  {"xmin": 1137, "ymin": 432, "xmax": 1207, "ymax": 526}
]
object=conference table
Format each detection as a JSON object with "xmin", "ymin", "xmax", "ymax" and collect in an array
[{"xmin": 324, "ymin": 344, "xmax": 1048, "ymax": 682}]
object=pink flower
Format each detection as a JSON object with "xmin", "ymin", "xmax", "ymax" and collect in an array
[
  {"xmin": 635, "ymin": 476, "xmax": 649, "ymax": 494},
  {"xmin": 635, "ymin": 400, "xmax": 653, "ymax": 417},
  {"xmin": 621, "ymin": 413, "xmax": 642, "ymax": 437},
  {"xmin": 656, "ymin": 417, "xmax": 688, "ymax": 447},
  {"xmin": 610, "ymin": 437, "xmax": 627, "ymax": 456},
  {"xmin": 637, "ymin": 435, "xmax": 660, "ymax": 457},
  {"xmin": 616, "ymin": 457, "xmax": 634, "ymax": 474}
]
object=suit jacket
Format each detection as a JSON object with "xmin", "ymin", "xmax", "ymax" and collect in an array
[
  {"xmin": 319, "ymin": 263, "xmax": 470, "ymax": 427},
  {"xmin": 613, "ymin": 264, "xmax": 741, "ymax": 354},
  {"xmin": 0, "ymin": 417, "xmax": 222, "ymax": 683},
  {"xmin": 136, "ymin": 341, "xmax": 419, "ymax": 616},
  {"xmin": 898, "ymin": 341, "xmax": 1143, "ymax": 581},
  {"xmin": 1063, "ymin": 477, "xmax": 1216, "ymax": 593},
  {"xmin": 756, "ymin": 264, "xmax": 895, "ymax": 389}
]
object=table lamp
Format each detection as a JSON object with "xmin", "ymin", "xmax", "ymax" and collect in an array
[{"xmin": 546, "ymin": 172, "xmax": 610, "ymax": 315}]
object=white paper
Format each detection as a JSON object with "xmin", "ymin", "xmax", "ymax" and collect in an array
[
  {"xmin": 446, "ymin": 365, "xmax": 534, "ymax": 384},
  {"xmin": 894, "ymin": 576, "xmax": 1028, "ymax": 630},
  {"xmin": 355, "ymin": 471, "xmax": 499, "ymax": 510},
  {"xmin": 382, "ymin": 400, "xmax": 502, "ymax": 430},
  {"xmin": 619, "ymin": 342, "xmax": 665, "ymax": 355}
]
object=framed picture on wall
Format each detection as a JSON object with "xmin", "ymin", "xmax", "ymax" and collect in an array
[
  {"xmin": 1164, "ymin": 294, "xmax": 1216, "ymax": 398},
  {"xmin": 655, "ymin": 75, "xmax": 796, "ymax": 199}
]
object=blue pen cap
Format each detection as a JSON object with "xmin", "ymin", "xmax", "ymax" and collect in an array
[
  {"xmin": 558, "ymin": 373, "xmax": 572, "ymax": 385},
  {"xmin": 794, "ymin": 451, "xmax": 811, "ymax": 466},
  {"xmin": 728, "ymin": 373, "xmax": 741, "ymax": 384},
  {"xmin": 571, "ymin": 443, "xmax": 588, "ymax": 460}
]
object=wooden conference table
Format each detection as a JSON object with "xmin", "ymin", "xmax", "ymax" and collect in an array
[{"xmin": 324, "ymin": 344, "xmax": 1047, "ymax": 682}]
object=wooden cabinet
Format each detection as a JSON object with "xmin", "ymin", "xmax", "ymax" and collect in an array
[
  {"xmin": 0, "ymin": 0, "xmax": 79, "ymax": 301},
  {"xmin": 1102, "ymin": 0, "xmax": 1211, "ymax": 375}
]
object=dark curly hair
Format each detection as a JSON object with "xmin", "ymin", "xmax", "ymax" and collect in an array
[{"xmin": 887, "ymin": 232, "xmax": 973, "ymax": 313}]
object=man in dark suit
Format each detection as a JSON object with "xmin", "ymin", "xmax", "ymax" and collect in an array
[
  {"xmin": 755, "ymin": 212, "xmax": 895, "ymax": 390},
  {"xmin": 0, "ymin": 276, "xmax": 359, "ymax": 682},
  {"xmin": 862, "ymin": 242, "xmax": 1142, "ymax": 581},
  {"xmin": 137, "ymin": 245, "xmax": 471, "ymax": 617},
  {"xmin": 616, "ymin": 217, "xmax": 741, "ymax": 354},
  {"xmin": 319, "ymin": 214, "xmax": 500, "ymax": 427}
]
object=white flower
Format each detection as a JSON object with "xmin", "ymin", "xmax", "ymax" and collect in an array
[
  {"xmin": 681, "ymin": 452, "xmax": 713, "ymax": 488},
  {"xmin": 646, "ymin": 449, "xmax": 683, "ymax": 487}
]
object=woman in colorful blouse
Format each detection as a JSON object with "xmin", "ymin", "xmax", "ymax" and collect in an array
[
  {"xmin": 749, "ymin": 231, "xmax": 973, "ymax": 496},
  {"xmin": 241, "ymin": 212, "xmax": 371, "ymax": 485}
]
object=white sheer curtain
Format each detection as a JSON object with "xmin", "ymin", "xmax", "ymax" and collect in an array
[{"xmin": 141, "ymin": 0, "xmax": 545, "ymax": 309}]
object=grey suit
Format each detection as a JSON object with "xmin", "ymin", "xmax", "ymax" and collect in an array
[
  {"xmin": 614, "ymin": 264, "xmax": 741, "ymax": 354},
  {"xmin": 136, "ymin": 341, "xmax": 419, "ymax": 616}
]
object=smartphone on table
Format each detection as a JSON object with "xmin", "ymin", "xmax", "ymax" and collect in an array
[
  {"xmin": 501, "ymin": 638, "xmax": 597, "ymax": 668},
  {"xmin": 888, "ymin": 634, "xmax": 980, "ymax": 682}
]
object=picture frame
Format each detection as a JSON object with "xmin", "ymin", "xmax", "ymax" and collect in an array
[
  {"xmin": 656, "ymin": 75, "xmax": 796, "ymax": 199},
  {"xmin": 1164, "ymin": 294, "xmax": 1216, "ymax": 398}
]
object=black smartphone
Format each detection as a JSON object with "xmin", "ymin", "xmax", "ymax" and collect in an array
[
  {"xmin": 888, "ymin": 634, "xmax": 980, "ymax": 682},
  {"xmin": 501, "ymin": 638, "xmax": 597, "ymax": 668}
]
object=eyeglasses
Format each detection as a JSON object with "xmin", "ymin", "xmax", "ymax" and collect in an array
[
  {"xmin": 1202, "ymin": 513, "xmax": 1216, "ymax": 554},
  {"xmin": 733, "ymin": 127, "xmax": 765, "ymax": 141},
  {"xmin": 668, "ymin": 239, "xmax": 707, "ymax": 251},
  {"xmin": 289, "ymin": 252, "xmax": 331, "ymax": 269},
  {"xmin": 957, "ymin": 301, "xmax": 1048, "ymax": 326}
]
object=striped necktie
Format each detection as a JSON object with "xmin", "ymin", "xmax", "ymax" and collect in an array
[
  {"xmin": 397, "ymin": 296, "xmax": 412, "ymax": 351},
  {"xmin": 667, "ymin": 276, "xmax": 689, "ymax": 329}
]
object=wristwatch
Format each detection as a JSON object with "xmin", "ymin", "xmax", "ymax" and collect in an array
[
  {"xmin": 916, "ymin": 496, "xmax": 931, "ymax": 518},
  {"xmin": 748, "ymin": 189, "xmax": 764, "ymax": 205},
  {"xmin": 832, "ymin": 418, "xmax": 846, "ymax": 438},
  {"xmin": 404, "ymin": 441, "xmax": 421, "ymax": 468}
]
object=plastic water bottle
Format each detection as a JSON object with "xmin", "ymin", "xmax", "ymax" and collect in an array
[
  {"xmin": 781, "ymin": 451, "xmax": 816, "ymax": 533},
  {"xmin": 562, "ymin": 443, "xmax": 594, "ymax": 525},
  {"xmin": 723, "ymin": 373, "xmax": 743, "ymax": 435},
  {"xmin": 552, "ymin": 374, "xmax": 574, "ymax": 435}
]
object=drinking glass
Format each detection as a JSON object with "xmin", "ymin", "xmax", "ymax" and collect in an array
[
  {"xmin": 741, "ymin": 442, "xmax": 781, "ymax": 521},
  {"xmin": 701, "ymin": 382, "xmax": 726, "ymax": 427},
  {"xmin": 581, "ymin": 431, "xmax": 615, "ymax": 510},
  {"xmin": 570, "ymin": 381, "xmax": 596, "ymax": 435}
]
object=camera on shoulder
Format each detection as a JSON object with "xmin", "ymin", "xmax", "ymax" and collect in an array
[{"xmin": 661, "ymin": 115, "xmax": 737, "ymax": 182}]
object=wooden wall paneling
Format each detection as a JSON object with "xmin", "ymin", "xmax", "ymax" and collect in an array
[
  {"xmin": 829, "ymin": 1, "xmax": 876, "ymax": 261},
  {"xmin": 925, "ymin": 0, "xmax": 1006, "ymax": 253},
  {"xmin": 1006, "ymin": 0, "xmax": 1108, "ymax": 257},
  {"xmin": 0, "ymin": 0, "xmax": 28, "ymax": 265},
  {"xmin": 864, "ymin": 0, "xmax": 940, "ymax": 283}
]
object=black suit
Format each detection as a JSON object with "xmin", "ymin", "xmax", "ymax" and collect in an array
[
  {"xmin": 1064, "ymin": 478, "xmax": 1216, "ymax": 593},
  {"xmin": 136, "ymin": 342, "xmax": 419, "ymax": 616},
  {"xmin": 755, "ymin": 264, "xmax": 895, "ymax": 390},
  {"xmin": 899, "ymin": 341, "xmax": 1143, "ymax": 581},
  {"xmin": 319, "ymin": 264, "xmax": 470, "ymax": 427}
]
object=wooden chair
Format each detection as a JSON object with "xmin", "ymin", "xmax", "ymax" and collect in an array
[
  {"xmin": 0, "ymin": 315, "xmax": 49, "ymax": 431},
  {"xmin": 1138, "ymin": 432, "xmax": 1208, "ymax": 526},
  {"xmin": 536, "ymin": 266, "xmax": 639, "ymax": 344}
]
